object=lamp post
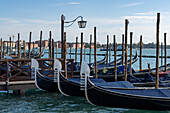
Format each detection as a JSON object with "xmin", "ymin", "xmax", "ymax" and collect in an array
[{"xmin": 61, "ymin": 15, "xmax": 87, "ymax": 59}]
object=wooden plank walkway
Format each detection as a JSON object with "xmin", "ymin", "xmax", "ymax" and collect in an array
[{"xmin": 0, "ymin": 80, "xmax": 36, "ymax": 94}]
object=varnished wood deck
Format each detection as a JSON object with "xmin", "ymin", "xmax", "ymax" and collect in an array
[{"xmin": 0, "ymin": 80, "xmax": 36, "ymax": 94}]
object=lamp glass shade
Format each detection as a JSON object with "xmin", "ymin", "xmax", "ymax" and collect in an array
[{"xmin": 78, "ymin": 20, "xmax": 87, "ymax": 28}]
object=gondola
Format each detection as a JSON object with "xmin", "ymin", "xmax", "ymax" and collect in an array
[
  {"xmin": 85, "ymin": 76, "xmax": 170, "ymax": 111},
  {"xmin": 26, "ymin": 48, "xmax": 45, "ymax": 58},
  {"xmin": 83, "ymin": 63, "xmax": 170, "ymax": 111},
  {"xmin": 31, "ymin": 58, "xmax": 59, "ymax": 92},
  {"xmin": 57, "ymin": 70, "xmax": 85, "ymax": 97},
  {"xmin": 57, "ymin": 52, "xmax": 137, "ymax": 97},
  {"xmin": 67, "ymin": 51, "xmax": 137, "ymax": 76},
  {"xmin": 116, "ymin": 62, "xmax": 170, "ymax": 81},
  {"xmin": 57, "ymin": 60, "xmax": 97, "ymax": 97},
  {"xmin": 94, "ymin": 51, "xmax": 138, "ymax": 81},
  {"xmin": 67, "ymin": 53, "xmax": 107, "ymax": 74}
]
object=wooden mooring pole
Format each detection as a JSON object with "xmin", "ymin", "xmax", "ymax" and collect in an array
[
  {"xmin": 130, "ymin": 32, "xmax": 133, "ymax": 75},
  {"xmin": 40, "ymin": 31, "xmax": 42, "ymax": 59},
  {"xmin": 124, "ymin": 19, "xmax": 129, "ymax": 81},
  {"xmin": 32, "ymin": 42, "xmax": 35, "ymax": 58},
  {"xmin": 0, "ymin": 38, "xmax": 2, "ymax": 58},
  {"xmin": 161, "ymin": 42, "xmax": 163, "ymax": 66},
  {"xmin": 70, "ymin": 43, "xmax": 71, "ymax": 59},
  {"xmin": 9, "ymin": 37, "xmax": 12, "ymax": 56},
  {"xmin": 3, "ymin": 41, "xmax": 5, "ymax": 58},
  {"xmin": 89, "ymin": 35, "xmax": 92, "ymax": 64},
  {"xmin": 114, "ymin": 35, "xmax": 117, "ymax": 81},
  {"xmin": 122, "ymin": 34, "xmax": 124, "ymax": 65},
  {"xmin": 109, "ymin": 43, "xmax": 111, "ymax": 63},
  {"xmin": 84, "ymin": 44, "xmax": 86, "ymax": 60},
  {"xmin": 52, "ymin": 39, "xmax": 54, "ymax": 59},
  {"xmin": 23, "ymin": 40, "xmax": 26, "ymax": 58},
  {"xmin": 156, "ymin": 13, "xmax": 160, "ymax": 89},
  {"xmin": 28, "ymin": 32, "xmax": 32, "ymax": 59},
  {"xmin": 15, "ymin": 42, "xmax": 17, "ymax": 55},
  {"xmin": 7, "ymin": 40, "xmax": 8, "ymax": 56},
  {"xmin": 164, "ymin": 33, "xmax": 167, "ymax": 71},
  {"xmin": 18, "ymin": 33, "xmax": 21, "ymax": 59},
  {"xmin": 56, "ymin": 42, "xmax": 58, "ymax": 58},
  {"xmin": 64, "ymin": 32, "xmax": 67, "ymax": 78},
  {"xmin": 49, "ymin": 31, "xmax": 52, "ymax": 59},
  {"xmin": 94, "ymin": 27, "xmax": 97, "ymax": 78},
  {"xmin": 106, "ymin": 35, "xmax": 109, "ymax": 64},
  {"xmin": 140, "ymin": 35, "xmax": 142, "ymax": 71},
  {"xmin": 75, "ymin": 37, "xmax": 78, "ymax": 62},
  {"xmin": 80, "ymin": 33, "xmax": 83, "ymax": 65}
]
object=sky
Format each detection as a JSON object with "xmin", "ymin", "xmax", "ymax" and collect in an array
[{"xmin": 0, "ymin": 0, "xmax": 170, "ymax": 44}]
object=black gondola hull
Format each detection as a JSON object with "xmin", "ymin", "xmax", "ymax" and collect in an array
[
  {"xmin": 36, "ymin": 72, "xmax": 59, "ymax": 92},
  {"xmin": 86, "ymin": 78, "xmax": 170, "ymax": 111},
  {"xmin": 59, "ymin": 73, "xmax": 84, "ymax": 97}
]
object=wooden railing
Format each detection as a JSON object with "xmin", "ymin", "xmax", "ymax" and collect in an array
[{"xmin": 0, "ymin": 58, "xmax": 74, "ymax": 82}]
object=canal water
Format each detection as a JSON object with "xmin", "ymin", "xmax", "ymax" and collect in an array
[{"xmin": 0, "ymin": 49, "xmax": 170, "ymax": 112}]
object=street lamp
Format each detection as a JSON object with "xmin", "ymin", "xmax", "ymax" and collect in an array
[
  {"xmin": 61, "ymin": 15, "xmax": 87, "ymax": 59},
  {"xmin": 64, "ymin": 16, "xmax": 87, "ymax": 28}
]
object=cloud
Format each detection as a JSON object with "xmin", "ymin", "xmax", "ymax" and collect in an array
[
  {"xmin": 0, "ymin": 18, "xmax": 20, "ymax": 24},
  {"xmin": 135, "ymin": 11, "xmax": 170, "ymax": 16},
  {"xmin": 135, "ymin": 12, "xmax": 156, "ymax": 16},
  {"xmin": 122, "ymin": 15, "xmax": 155, "ymax": 20},
  {"xmin": 48, "ymin": 2, "xmax": 81, "ymax": 6},
  {"xmin": 24, "ymin": 19, "xmax": 60, "ymax": 25},
  {"xmin": 88, "ymin": 18, "xmax": 123, "ymax": 25},
  {"xmin": 68, "ymin": 2, "xmax": 81, "ymax": 5},
  {"xmin": 122, "ymin": 2, "xmax": 144, "ymax": 7}
]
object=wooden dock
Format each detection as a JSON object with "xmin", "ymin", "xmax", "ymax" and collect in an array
[
  {"xmin": 0, "ymin": 80, "xmax": 36, "ymax": 95},
  {"xmin": 0, "ymin": 58, "xmax": 74, "ymax": 95}
]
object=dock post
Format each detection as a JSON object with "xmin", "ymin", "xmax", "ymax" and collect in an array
[
  {"xmin": 106, "ymin": 35, "xmax": 109, "ymax": 64},
  {"xmin": 156, "ymin": 13, "xmax": 160, "ymax": 89},
  {"xmin": 80, "ymin": 32, "xmax": 83, "ymax": 65},
  {"xmin": 0, "ymin": 38, "xmax": 2, "ymax": 58},
  {"xmin": 39, "ymin": 31, "xmax": 42, "ymax": 59},
  {"xmin": 32, "ymin": 42, "xmax": 35, "ymax": 58},
  {"xmin": 6, "ymin": 62, "xmax": 9, "ymax": 95},
  {"xmin": 61, "ymin": 15, "xmax": 64, "ymax": 59},
  {"xmin": 161, "ymin": 42, "xmax": 163, "ymax": 66},
  {"xmin": 140, "ymin": 35, "xmax": 142, "ymax": 71},
  {"xmin": 124, "ymin": 19, "xmax": 129, "ymax": 81},
  {"xmin": 89, "ymin": 35, "xmax": 92, "ymax": 64},
  {"xmin": 94, "ymin": 27, "xmax": 97, "ymax": 78},
  {"xmin": 52, "ymin": 39, "xmax": 54, "ymax": 59},
  {"xmin": 164, "ymin": 33, "xmax": 167, "ymax": 71},
  {"xmin": 148, "ymin": 62, "xmax": 150, "ymax": 69},
  {"xmin": 75, "ymin": 37, "xmax": 78, "ymax": 62},
  {"xmin": 114, "ymin": 35, "xmax": 117, "ymax": 81},
  {"xmin": 70, "ymin": 43, "xmax": 71, "ymax": 59},
  {"xmin": 28, "ymin": 32, "xmax": 32, "ymax": 59},
  {"xmin": 18, "ymin": 33, "xmax": 21, "ymax": 59},
  {"xmin": 122, "ymin": 34, "xmax": 124, "ymax": 65},
  {"xmin": 15, "ymin": 42, "xmax": 17, "ymax": 55},
  {"xmin": 130, "ymin": 32, "xmax": 133, "ymax": 75},
  {"xmin": 3, "ymin": 41, "xmax": 5, "ymax": 58},
  {"xmin": 13, "ymin": 89, "xmax": 25, "ymax": 95},
  {"xmin": 23, "ymin": 40, "xmax": 26, "ymax": 58},
  {"xmin": 49, "ymin": 31, "xmax": 52, "ymax": 59},
  {"xmin": 56, "ymin": 42, "xmax": 58, "ymax": 58},
  {"xmin": 7, "ymin": 40, "xmax": 8, "ymax": 56},
  {"xmin": 84, "ymin": 44, "xmax": 86, "ymax": 60},
  {"xmin": 64, "ymin": 32, "xmax": 67, "ymax": 78},
  {"xmin": 10, "ymin": 37, "xmax": 12, "ymax": 56},
  {"xmin": 109, "ymin": 42, "xmax": 111, "ymax": 63}
]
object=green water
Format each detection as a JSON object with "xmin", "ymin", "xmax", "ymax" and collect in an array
[
  {"xmin": 0, "ymin": 49, "xmax": 170, "ymax": 112},
  {"xmin": 0, "ymin": 89, "xmax": 168, "ymax": 113}
]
